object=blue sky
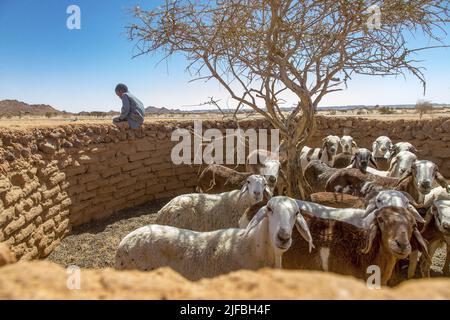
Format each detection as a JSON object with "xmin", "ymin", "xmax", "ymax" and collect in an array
[{"xmin": 0, "ymin": 0, "xmax": 449, "ymax": 112}]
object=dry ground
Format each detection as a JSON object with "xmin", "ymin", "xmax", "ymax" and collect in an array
[
  {"xmin": 47, "ymin": 199, "xmax": 169, "ymax": 269},
  {"xmin": 1, "ymin": 109, "xmax": 450, "ymax": 128}
]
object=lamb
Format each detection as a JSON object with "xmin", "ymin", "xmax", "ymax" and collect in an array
[
  {"xmin": 346, "ymin": 148, "xmax": 384, "ymax": 175},
  {"xmin": 155, "ymin": 175, "xmax": 271, "ymax": 232},
  {"xmin": 299, "ymin": 135, "xmax": 340, "ymax": 172},
  {"xmin": 387, "ymin": 151, "xmax": 417, "ymax": 178},
  {"xmin": 196, "ymin": 164, "xmax": 251, "ymax": 194},
  {"xmin": 409, "ymin": 200, "xmax": 450, "ymax": 278},
  {"xmin": 372, "ymin": 136, "xmax": 393, "ymax": 170},
  {"xmin": 115, "ymin": 196, "xmax": 314, "ymax": 280},
  {"xmin": 282, "ymin": 206, "xmax": 429, "ymax": 285},
  {"xmin": 390, "ymin": 142, "xmax": 417, "ymax": 160},
  {"xmin": 305, "ymin": 154, "xmax": 376, "ymax": 193},
  {"xmin": 246, "ymin": 149, "xmax": 284, "ymax": 192},
  {"xmin": 340, "ymin": 135, "xmax": 358, "ymax": 154}
]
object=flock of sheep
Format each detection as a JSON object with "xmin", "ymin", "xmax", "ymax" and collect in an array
[{"xmin": 114, "ymin": 134, "xmax": 450, "ymax": 286}]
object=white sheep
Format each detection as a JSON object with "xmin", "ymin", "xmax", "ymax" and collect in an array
[
  {"xmin": 155, "ymin": 175, "xmax": 271, "ymax": 231},
  {"xmin": 340, "ymin": 135, "xmax": 357, "ymax": 154},
  {"xmin": 372, "ymin": 136, "xmax": 393, "ymax": 159},
  {"xmin": 387, "ymin": 151, "xmax": 417, "ymax": 178},
  {"xmin": 115, "ymin": 196, "xmax": 314, "ymax": 280}
]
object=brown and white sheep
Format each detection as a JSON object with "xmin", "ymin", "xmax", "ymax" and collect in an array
[
  {"xmin": 196, "ymin": 164, "xmax": 251, "ymax": 193},
  {"xmin": 282, "ymin": 206, "xmax": 429, "ymax": 286}
]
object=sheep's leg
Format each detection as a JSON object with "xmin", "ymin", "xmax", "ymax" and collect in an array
[
  {"xmin": 407, "ymin": 251, "xmax": 419, "ymax": 279},
  {"xmin": 419, "ymin": 240, "xmax": 440, "ymax": 278},
  {"xmin": 444, "ymin": 237, "xmax": 450, "ymax": 276}
]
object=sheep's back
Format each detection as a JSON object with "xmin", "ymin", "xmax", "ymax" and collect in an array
[
  {"xmin": 115, "ymin": 224, "xmax": 244, "ymax": 280},
  {"xmin": 155, "ymin": 192, "xmax": 241, "ymax": 231}
]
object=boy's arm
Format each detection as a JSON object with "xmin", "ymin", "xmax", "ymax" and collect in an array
[{"xmin": 118, "ymin": 94, "xmax": 131, "ymax": 121}]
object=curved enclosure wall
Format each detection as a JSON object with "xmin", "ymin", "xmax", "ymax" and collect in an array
[{"xmin": 1, "ymin": 116, "xmax": 450, "ymax": 261}]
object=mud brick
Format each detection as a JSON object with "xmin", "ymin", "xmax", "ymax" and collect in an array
[
  {"xmin": 122, "ymin": 161, "xmax": 143, "ymax": 172},
  {"xmin": 4, "ymin": 216, "xmax": 26, "ymax": 236},
  {"xmin": 68, "ymin": 184, "xmax": 85, "ymax": 196},
  {"xmin": 78, "ymin": 173, "xmax": 100, "ymax": 185},
  {"xmin": 86, "ymin": 179, "xmax": 106, "ymax": 192},
  {"xmin": 24, "ymin": 205, "xmax": 43, "ymax": 222},
  {"xmin": 4, "ymin": 187, "xmax": 23, "ymax": 206},
  {"xmin": 109, "ymin": 156, "xmax": 129, "ymax": 167},
  {"xmin": 0, "ymin": 207, "xmax": 15, "ymax": 227},
  {"xmin": 48, "ymin": 172, "xmax": 66, "ymax": 187},
  {"xmin": 100, "ymin": 166, "xmax": 121, "ymax": 178},
  {"xmin": 14, "ymin": 223, "xmax": 34, "ymax": 242},
  {"xmin": 128, "ymin": 151, "xmax": 150, "ymax": 162},
  {"xmin": 42, "ymin": 185, "xmax": 60, "ymax": 200}
]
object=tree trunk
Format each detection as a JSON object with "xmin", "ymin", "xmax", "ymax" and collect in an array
[{"xmin": 285, "ymin": 139, "xmax": 302, "ymax": 199}]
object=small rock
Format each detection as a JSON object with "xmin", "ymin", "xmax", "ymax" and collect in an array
[{"xmin": 38, "ymin": 142, "xmax": 56, "ymax": 154}]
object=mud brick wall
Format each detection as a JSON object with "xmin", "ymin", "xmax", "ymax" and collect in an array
[
  {"xmin": 1, "ymin": 115, "xmax": 450, "ymax": 261},
  {"xmin": 0, "ymin": 119, "xmax": 271, "ymax": 261}
]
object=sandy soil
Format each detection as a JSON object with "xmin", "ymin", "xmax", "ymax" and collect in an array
[
  {"xmin": 2, "ymin": 260, "xmax": 450, "ymax": 299},
  {"xmin": 1, "ymin": 110, "xmax": 449, "ymax": 128},
  {"xmin": 47, "ymin": 199, "xmax": 169, "ymax": 269}
]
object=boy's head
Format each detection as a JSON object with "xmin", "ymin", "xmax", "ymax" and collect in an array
[{"xmin": 115, "ymin": 83, "xmax": 128, "ymax": 98}]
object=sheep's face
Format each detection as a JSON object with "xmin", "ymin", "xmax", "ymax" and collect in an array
[
  {"xmin": 340, "ymin": 136, "xmax": 355, "ymax": 154},
  {"xmin": 260, "ymin": 160, "xmax": 280, "ymax": 190},
  {"xmin": 246, "ymin": 196, "xmax": 314, "ymax": 253},
  {"xmin": 372, "ymin": 136, "xmax": 393, "ymax": 159},
  {"xmin": 243, "ymin": 175, "xmax": 269, "ymax": 203},
  {"xmin": 377, "ymin": 208, "xmax": 414, "ymax": 258},
  {"xmin": 322, "ymin": 135, "xmax": 340, "ymax": 156},
  {"xmin": 352, "ymin": 148, "xmax": 376, "ymax": 173},
  {"xmin": 433, "ymin": 200, "xmax": 450, "ymax": 235},
  {"xmin": 411, "ymin": 160, "xmax": 441, "ymax": 195},
  {"xmin": 266, "ymin": 197, "xmax": 299, "ymax": 251},
  {"xmin": 389, "ymin": 151, "xmax": 417, "ymax": 178}
]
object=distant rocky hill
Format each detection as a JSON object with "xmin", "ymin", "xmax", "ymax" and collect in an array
[
  {"xmin": 145, "ymin": 106, "xmax": 182, "ymax": 114},
  {"xmin": 0, "ymin": 100, "xmax": 63, "ymax": 116}
]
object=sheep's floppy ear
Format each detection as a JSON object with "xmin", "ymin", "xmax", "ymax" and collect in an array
[
  {"xmin": 396, "ymin": 166, "xmax": 413, "ymax": 187},
  {"xmin": 238, "ymin": 182, "xmax": 249, "ymax": 201},
  {"xmin": 321, "ymin": 138, "xmax": 327, "ymax": 151},
  {"xmin": 370, "ymin": 155, "xmax": 378, "ymax": 169},
  {"xmin": 361, "ymin": 220, "xmax": 379, "ymax": 254},
  {"xmin": 263, "ymin": 185, "xmax": 273, "ymax": 199},
  {"xmin": 387, "ymin": 156, "xmax": 398, "ymax": 174},
  {"xmin": 372, "ymin": 141, "xmax": 378, "ymax": 154},
  {"xmin": 295, "ymin": 213, "xmax": 315, "ymax": 253},
  {"xmin": 413, "ymin": 227, "xmax": 430, "ymax": 263},
  {"xmin": 245, "ymin": 207, "xmax": 267, "ymax": 234},
  {"xmin": 435, "ymin": 170, "xmax": 448, "ymax": 189},
  {"xmin": 407, "ymin": 204, "xmax": 426, "ymax": 224},
  {"xmin": 350, "ymin": 154, "xmax": 356, "ymax": 166},
  {"xmin": 421, "ymin": 207, "xmax": 435, "ymax": 232},
  {"xmin": 351, "ymin": 140, "xmax": 358, "ymax": 149},
  {"xmin": 363, "ymin": 204, "xmax": 378, "ymax": 218}
]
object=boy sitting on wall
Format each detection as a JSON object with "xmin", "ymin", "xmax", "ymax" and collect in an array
[{"xmin": 113, "ymin": 83, "xmax": 145, "ymax": 129}]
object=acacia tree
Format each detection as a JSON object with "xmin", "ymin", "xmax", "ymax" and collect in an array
[{"xmin": 128, "ymin": 0, "xmax": 449, "ymax": 198}]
